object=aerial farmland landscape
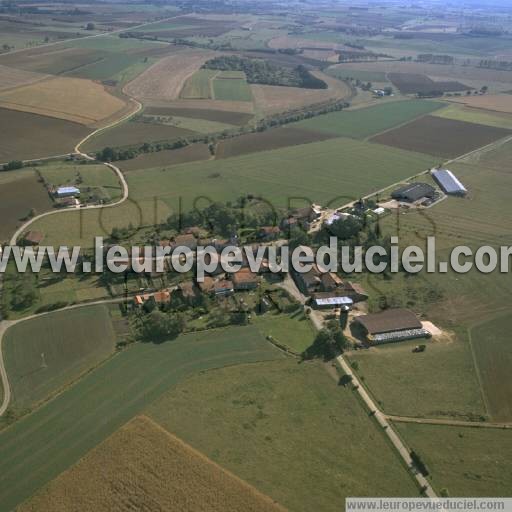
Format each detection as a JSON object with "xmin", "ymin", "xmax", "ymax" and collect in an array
[{"xmin": 0, "ymin": 0, "xmax": 511, "ymax": 510}]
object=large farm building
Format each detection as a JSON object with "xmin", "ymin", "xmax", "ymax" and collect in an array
[
  {"xmin": 354, "ymin": 308, "xmax": 430, "ymax": 344},
  {"xmin": 431, "ymin": 169, "xmax": 467, "ymax": 196}
]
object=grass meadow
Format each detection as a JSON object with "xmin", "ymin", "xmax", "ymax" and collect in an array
[
  {"xmin": 253, "ymin": 310, "xmax": 315, "ymax": 354},
  {"xmin": 432, "ymin": 104, "xmax": 512, "ymax": 130},
  {"xmin": 3, "ymin": 305, "xmax": 117, "ymax": 411},
  {"xmin": 180, "ymin": 69, "xmax": 217, "ymax": 99},
  {"xmin": 347, "ymin": 337, "xmax": 486, "ymax": 420},
  {"xmin": 394, "ymin": 423, "xmax": 512, "ymax": 497},
  {"xmin": 0, "ymin": 326, "xmax": 284, "ymax": 511},
  {"xmin": 470, "ymin": 313, "xmax": 512, "ymax": 422},
  {"xmin": 213, "ymin": 74, "xmax": 253, "ymax": 102},
  {"xmin": 147, "ymin": 359, "xmax": 419, "ymax": 512},
  {"xmin": 294, "ymin": 99, "xmax": 444, "ymax": 139}
]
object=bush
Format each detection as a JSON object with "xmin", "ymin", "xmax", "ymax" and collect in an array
[{"xmin": 2, "ymin": 160, "xmax": 23, "ymax": 171}]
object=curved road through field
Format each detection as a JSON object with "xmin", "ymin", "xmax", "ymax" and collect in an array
[{"xmin": 0, "ymin": 93, "xmax": 143, "ymax": 416}]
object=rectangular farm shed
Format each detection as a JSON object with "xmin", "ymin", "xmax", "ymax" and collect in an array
[
  {"xmin": 55, "ymin": 186, "xmax": 80, "ymax": 198},
  {"xmin": 354, "ymin": 308, "xmax": 430, "ymax": 344},
  {"xmin": 391, "ymin": 182, "xmax": 435, "ymax": 203},
  {"xmin": 431, "ymin": 169, "xmax": 467, "ymax": 196}
]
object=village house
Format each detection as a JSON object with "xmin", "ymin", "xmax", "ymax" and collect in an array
[
  {"xmin": 174, "ymin": 233, "xmax": 197, "ymax": 250},
  {"xmin": 133, "ymin": 289, "xmax": 172, "ymax": 307},
  {"xmin": 281, "ymin": 205, "xmax": 320, "ymax": 231},
  {"xmin": 23, "ymin": 231, "xmax": 44, "ymax": 246},
  {"xmin": 196, "ymin": 276, "xmax": 215, "ymax": 295},
  {"xmin": 232, "ymin": 268, "xmax": 259, "ymax": 290}
]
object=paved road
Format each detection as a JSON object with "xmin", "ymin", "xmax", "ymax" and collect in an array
[{"xmin": 337, "ymin": 355, "xmax": 438, "ymax": 498}]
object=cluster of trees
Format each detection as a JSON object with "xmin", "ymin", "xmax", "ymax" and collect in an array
[
  {"xmin": 167, "ymin": 199, "xmax": 278, "ymax": 238},
  {"xmin": 203, "ymin": 55, "xmax": 327, "ymax": 89},
  {"xmin": 302, "ymin": 320, "xmax": 347, "ymax": 360},
  {"xmin": 1, "ymin": 160, "xmax": 23, "ymax": 171},
  {"xmin": 138, "ymin": 309, "xmax": 184, "ymax": 343},
  {"xmin": 337, "ymin": 50, "xmax": 387, "ymax": 62},
  {"xmin": 96, "ymin": 138, "xmax": 189, "ymax": 162},
  {"xmin": 416, "ymin": 54, "xmax": 454, "ymax": 65},
  {"xmin": 479, "ymin": 60, "xmax": 512, "ymax": 71}
]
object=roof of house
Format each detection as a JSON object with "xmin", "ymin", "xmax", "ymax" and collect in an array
[
  {"xmin": 260, "ymin": 226, "xmax": 280, "ymax": 234},
  {"xmin": 24, "ymin": 231, "xmax": 44, "ymax": 244},
  {"xmin": 300, "ymin": 268, "xmax": 322, "ymax": 288},
  {"xmin": 315, "ymin": 296, "xmax": 353, "ymax": 307},
  {"xmin": 179, "ymin": 281, "xmax": 197, "ymax": 298},
  {"xmin": 197, "ymin": 276, "xmax": 215, "ymax": 293},
  {"xmin": 174, "ymin": 233, "xmax": 197, "ymax": 248},
  {"xmin": 214, "ymin": 279, "xmax": 234, "ymax": 291},
  {"xmin": 346, "ymin": 282, "xmax": 368, "ymax": 297},
  {"xmin": 432, "ymin": 169, "xmax": 467, "ymax": 194},
  {"xmin": 232, "ymin": 268, "xmax": 259, "ymax": 284},
  {"xmin": 321, "ymin": 272, "xmax": 343, "ymax": 289},
  {"xmin": 391, "ymin": 182, "xmax": 435, "ymax": 202},
  {"xmin": 135, "ymin": 289, "xmax": 171, "ymax": 305},
  {"xmin": 355, "ymin": 308, "xmax": 421, "ymax": 335}
]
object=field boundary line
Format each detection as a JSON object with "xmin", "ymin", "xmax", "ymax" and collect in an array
[
  {"xmin": 363, "ymin": 100, "xmax": 447, "ymax": 142},
  {"xmin": 387, "ymin": 415, "xmax": 512, "ymax": 429}
]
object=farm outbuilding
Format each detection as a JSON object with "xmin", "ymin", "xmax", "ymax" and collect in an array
[
  {"xmin": 391, "ymin": 182, "xmax": 435, "ymax": 203},
  {"xmin": 354, "ymin": 308, "xmax": 430, "ymax": 344},
  {"xmin": 55, "ymin": 186, "xmax": 80, "ymax": 198},
  {"xmin": 431, "ymin": 169, "xmax": 467, "ymax": 196}
]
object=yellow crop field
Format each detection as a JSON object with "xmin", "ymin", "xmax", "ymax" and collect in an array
[
  {"xmin": 18, "ymin": 416, "xmax": 287, "ymax": 512},
  {"xmin": 0, "ymin": 76, "xmax": 127, "ymax": 125}
]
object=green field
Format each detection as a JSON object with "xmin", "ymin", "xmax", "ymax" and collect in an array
[
  {"xmin": 3, "ymin": 305, "xmax": 117, "ymax": 411},
  {"xmin": 148, "ymin": 359, "xmax": 419, "ymax": 512},
  {"xmin": 153, "ymin": 115, "xmax": 235, "ymax": 134},
  {"xmin": 326, "ymin": 66, "xmax": 388, "ymax": 83},
  {"xmin": 395, "ymin": 423, "xmax": 512, "ymax": 497},
  {"xmin": 433, "ymin": 104, "xmax": 512, "ymax": 130},
  {"xmin": 253, "ymin": 311, "xmax": 315, "ymax": 354},
  {"xmin": 0, "ymin": 325, "xmax": 284, "ymax": 511},
  {"xmin": 29, "ymin": 137, "xmax": 436, "ymax": 247},
  {"xmin": 348, "ymin": 338, "xmax": 486, "ymax": 420},
  {"xmin": 470, "ymin": 313, "xmax": 512, "ymax": 422},
  {"xmin": 213, "ymin": 74, "xmax": 253, "ymax": 102},
  {"xmin": 180, "ymin": 69, "xmax": 217, "ymax": 99},
  {"xmin": 294, "ymin": 100, "xmax": 444, "ymax": 139},
  {"xmin": 37, "ymin": 161, "xmax": 123, "ymax": 202},
  {"xmin": 82, "ymin": 119, "xmax": 196, "ymax": 152}
]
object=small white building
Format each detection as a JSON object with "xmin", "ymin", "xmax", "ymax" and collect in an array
[{"xmin": 55, "ymin": 186, "xmax": 80, "ymax": 198}]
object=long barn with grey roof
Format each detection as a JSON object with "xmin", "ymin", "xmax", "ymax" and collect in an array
[{"xmin": 431, "ymin": 169, "xmax": 467, "ymax": 196}]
